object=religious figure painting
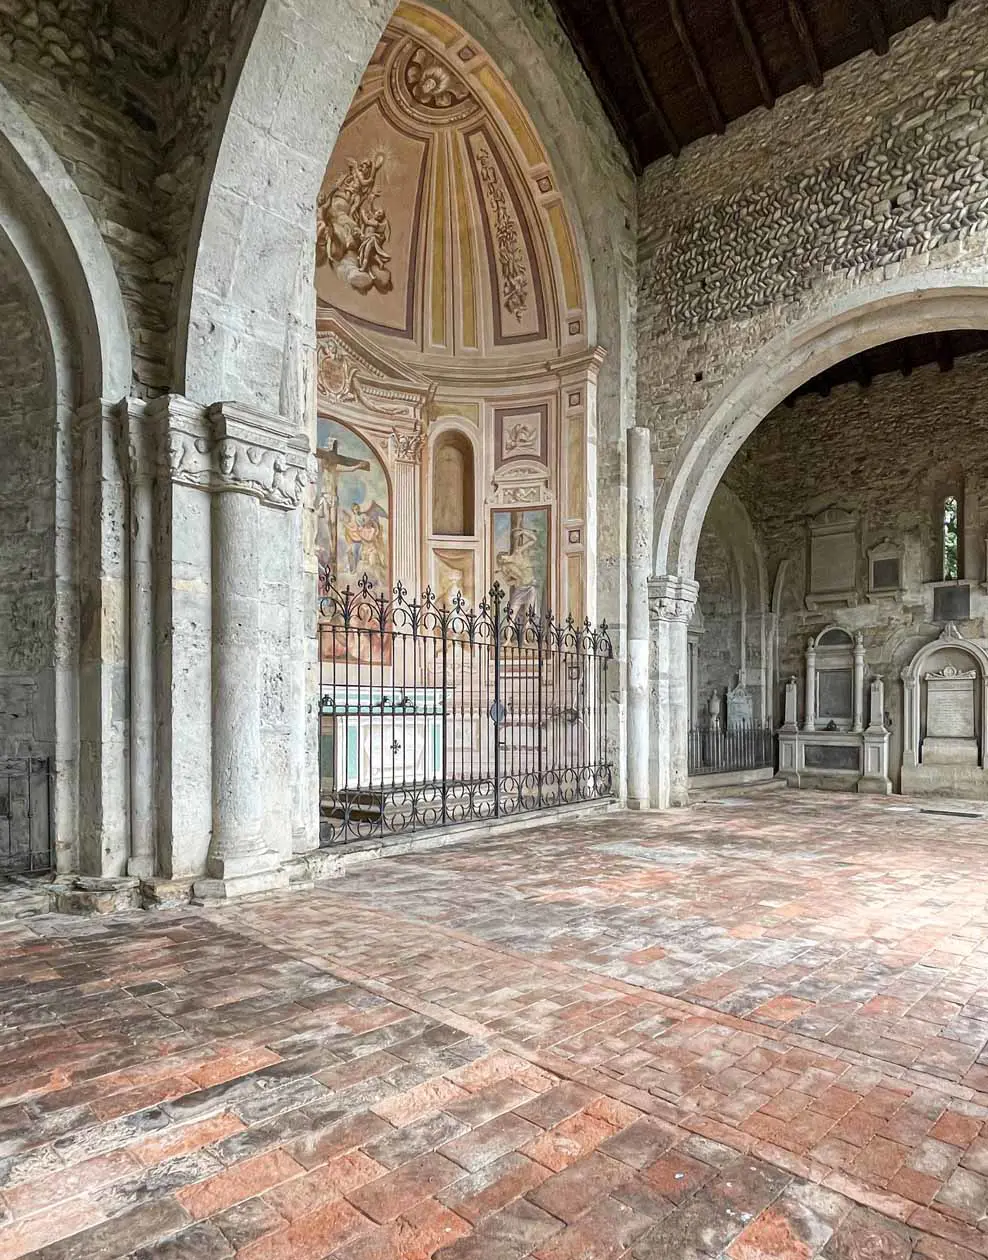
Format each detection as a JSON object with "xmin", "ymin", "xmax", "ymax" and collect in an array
[
  {"xmin": 316, "ymin": 418, "xmax": 391, "ymax": 594},
  {"xmin": 491, "ymin": 508, "xmax": 549, "ymax": 620}
]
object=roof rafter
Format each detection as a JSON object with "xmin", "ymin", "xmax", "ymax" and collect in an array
[
  {"xmin": 786, "ymin": 0, "xmax": 823, "ymax": 88},
  {"xmin": 604, "ymin": 0, "xmax": 680, "ymax": 157},
  {"xmin": 854, "ymin": 0, "xmax": 889, "ymax": 54},
  {"xmin": 543, "ymin": 0, "xmax": 644, "ymax": 172},
  {"xmin": 727, "ymin": 0, "xmax": 774, "ymax": 108},
  {"xmin": 668, "ymin": 0, "xmax": 725, "ymax": 133}
]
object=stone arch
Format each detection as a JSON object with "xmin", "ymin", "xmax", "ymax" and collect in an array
[
  {"xmin": 0, "ymin": 82, "xmax": 131, "ymax": 400},
  {"xmin": 184, "ymin": 0, "xmax": 635, "ymax": 812},
  {"xmin": 179, "ymin": 0, "xmax": 623, "ymax": 415},
  {"xmin": 0, "ymin": 83, "xmax": 133, "ymax": 873},
  {"xmin": 647, "ymin": 273, "xmax": 988, "ymax": 809},
  {"xmin": 657, "ymin": 274, "xmax": 988, "ymax": 584}
]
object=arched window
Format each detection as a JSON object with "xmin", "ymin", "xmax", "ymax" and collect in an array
[{"xmin": 942, "ymin": 494, "xmax": 960, "ymax": 581}]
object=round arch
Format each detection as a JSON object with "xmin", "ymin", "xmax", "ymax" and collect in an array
[
  {"xmin": 0, "ymin": 81, "xmax": 131, "ymax": 400},
  {"xmin": 179, "ymin": 0, "xmax": 629, "ymax": 416},
  {"xmin": 656, "ymin": 273, "xmax": 988, "ymax": 585},
  {"xmin": 0, "ymin": 81, "xmax": 133, "ymax": 872}
]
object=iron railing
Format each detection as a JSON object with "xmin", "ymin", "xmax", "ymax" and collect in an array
[
  {"xmin": 0, "ymin": 757, "xmax": 53, "ymax": 874},
  {"xmin": 688, "ymin": 723, "xmax": 776, "ymax": 777},
  {"xmin": 318, "ymin": 574, "xmax": 613, "ymax": 845}
]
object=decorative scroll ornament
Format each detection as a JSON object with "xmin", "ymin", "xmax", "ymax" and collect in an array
[
  {"xmin": 476, "ymin": 147, "xmax": 529, "ymax": 321},
  {"xmin": 924, "ymin": 664, "xmax": 978, "ymax": 681}
]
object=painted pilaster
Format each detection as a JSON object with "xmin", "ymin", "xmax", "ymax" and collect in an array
[
  {"xmin": 627, "ymin": 426, "xmax": 652, "ymax": 809},
  {"xmin": 648, "ymin": 573, "xmax": 699, "ymax": 809},
  {"xmin": 389, "ymin": 427, "xmax": 424, "ymax": 593},
  {"xmin": 75, "ymin": 397, "xmax": 129, "ymax": 876}
]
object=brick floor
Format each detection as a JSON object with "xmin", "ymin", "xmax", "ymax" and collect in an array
[{"xmin": 4, "ymin": 791, "xmax": 988, "ymax": 1256}]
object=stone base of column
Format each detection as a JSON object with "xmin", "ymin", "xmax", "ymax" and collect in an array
[
  {"xmin": 283, "ymin": 848, "xmax": 345, "ymax": 891},
  {"xmin": 48, "ymin": 876, "xmax": 142, "ymax": 915},
  {"xmin": 140, "ymin": 877, "xmax": 197, "ymax": 909},
  {"xmin": 192, "ymin": 854, "xmax": 289, "ymax": 904}
]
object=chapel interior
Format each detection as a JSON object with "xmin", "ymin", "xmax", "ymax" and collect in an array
[{"xmin": 6, "ymin": 2, "xmax": 988, "ymax": 1257}]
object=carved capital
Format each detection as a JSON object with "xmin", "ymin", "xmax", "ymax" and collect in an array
[
  {"xmin": 388, "ymin": 424, "xmax": 425, "ymax": 464},
  {"xmin": 143, "ymin": 395, "xmax": 310, "ymax": 511},
  {"xmin": 648, "ymin": 574, "xmax": 699, "ymax": 625}
]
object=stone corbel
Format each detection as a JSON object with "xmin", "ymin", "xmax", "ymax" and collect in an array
[{"xmin": 648, "ymin": 574, "xmax": 700, "ymax": 624}]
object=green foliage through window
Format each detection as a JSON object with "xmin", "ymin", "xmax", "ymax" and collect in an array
[{"xmin": 943, "ymin": 495, "xmax": 959, "ymax": 581}]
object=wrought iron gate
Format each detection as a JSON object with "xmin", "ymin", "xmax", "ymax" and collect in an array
[
  {"xmin": 318, "ymin": 575, "xmax": 613, "ymax": 845},
  {"xmin": 0, "ymin": 757, "xmax": 53, "ymax": 874}
]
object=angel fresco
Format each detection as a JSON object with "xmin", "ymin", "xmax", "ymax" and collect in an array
[{"xmin": 316, "ymin": 153, "xmax": 393, "ymax": 296}]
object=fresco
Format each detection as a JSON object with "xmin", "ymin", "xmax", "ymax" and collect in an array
[
  {"xmin": 491, "ymin": 508, "xmax": 549, "ymax": 619},
  {"xmin": 316, "ymin": 418, "xmax": 391, "ymax": 594}
]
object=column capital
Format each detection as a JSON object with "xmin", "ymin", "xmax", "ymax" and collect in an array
[
  {"xmin": 135, "ymin": 394, "xmax": 310, "ymax": 510},
  {"xmin": 648, "ymin": 574, "xmax": 699, "ymax": 625},
  {"xmin": 388, "ymin": 423, "xmax": 425, "ymax": 464}
]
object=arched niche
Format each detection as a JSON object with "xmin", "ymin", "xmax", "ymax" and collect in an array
[
  {"xmin": 431, "ymin": 429, "xmax": 475, "ymax": 537},
  {"xmin": 900, "ymin": 627, "xmax": 988, "ymax": 797}
]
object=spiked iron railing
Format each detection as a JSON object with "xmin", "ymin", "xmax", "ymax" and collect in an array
[{"xmin": 317, "ymin": 571, "xmax": 613, "ymax": 846}]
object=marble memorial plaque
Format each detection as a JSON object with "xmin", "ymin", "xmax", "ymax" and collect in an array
[
  {"xmin": 804, "ymin": 743, "xmax": 859, "ymax": 771},
  {"xmin": 933, "ymin": 584, "xmax": 970, "ymax": 623},
  {"xmin": 818, "ymin": 669, "xmax": 852, "ymax": 720},
  {"xmin": 811, "ymin": 533, "xmax": 856, "ymax": 594},
  {"xmin": 926, "ymin": 674, "xmax": 976, "ymax": 740}
]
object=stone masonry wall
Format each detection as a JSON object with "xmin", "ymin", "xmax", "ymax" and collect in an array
[
  {"xmin": 638, "ymin": 0, "xmax": 988, "ymax": 483},
  {"xmin": 0, "ymin": 247, "xmax": 56, "ymax": 759},
  {"xmin": 725, "ymin": 351, "xmax": 988, "ymax": 743},
  {"xmin": 694, "ymin": 528, "xmax": 739, "ymax": 715}
]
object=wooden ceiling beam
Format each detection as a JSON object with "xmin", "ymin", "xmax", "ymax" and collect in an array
[
  {"xmin": 853, "ymin": 354, "xmax": 872, "ymax": 389},
  {"xmin": 727, "ymin": 0, "xmax": 774, "ymax": 108},
  {"xmin": 935, "ymin": 332, "xmax": 955, "ymax": 373},
  {"xmin": 668, "ymin": 0, "xmax": 725, "ymax": 133},
  {"xmin": 543, "ymin": 0, "xmax": 644, "ymax": 172},
  {"xmin": 604, "ymin": 0, "xmax": 680, "ymax": 157},
  {"xmin": 786, "ymin": 0, "xmax": 823, "ymax": 88},
  {"xmin": 854, "ymin": 0, "xmax": 889, "ymax": 54}
]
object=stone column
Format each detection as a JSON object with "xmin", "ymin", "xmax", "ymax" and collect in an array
[
  {"xmin": 852, "ymin": 631, "xmax": 865, "ymax": 733},
  {"xmin": 76, "ymin": 398, "xmax": 129, "ymax": 877},
  {"xmin": 198, "ymin": 403, "xmax": 309, "ymax": 900},
  {"xmin": 782, "ymin": 676, "xmax": 799, "ymax": 730},
  {"xmin": 648, "ymin": 574, "xmax": 699, "ymax": 809},
  {"xmin": 122, "ymin": 403, "xmax": 156, "ymax": 878},
  {"xmin": 627, "ymin": 427, "xmax": 652, "ymax": 809},
  {"xmin": 803, "ymin": 638, "xmax": 817, "ymax": 731},
  {"xmin": 389, "ymin": 427, "xmax": 424, "ymax": 593}
]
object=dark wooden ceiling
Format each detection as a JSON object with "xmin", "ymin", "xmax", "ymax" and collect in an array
[
  {"xmin": 786, "ymin": 328, "xmax": 988, "ymax": 403},
  {"xmin": 545, "ymin": 0, "xmax": 952, "ymax": 172}
]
